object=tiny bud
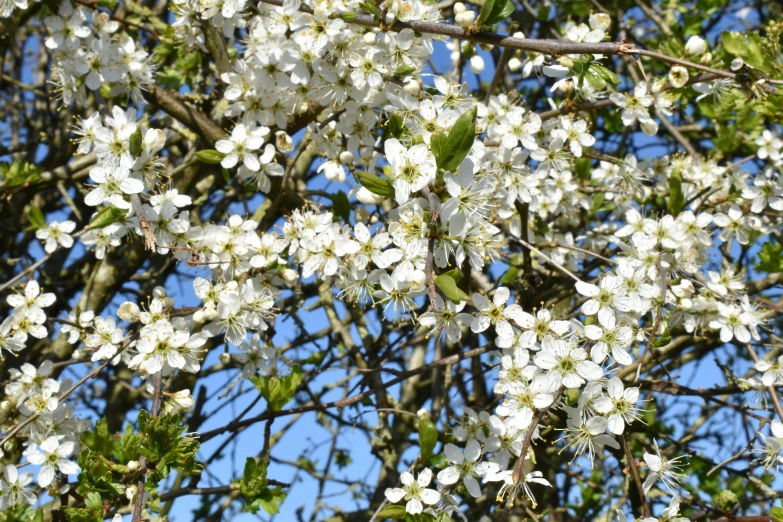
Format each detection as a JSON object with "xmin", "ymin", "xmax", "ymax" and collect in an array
[
  {"xmin": 363, "ymin": 31, "xmax": 377, "ymax": 45},
  {"xmin": 403, "ymin": 79, "xmax": 420, "ymax": 96},
  {"xmin": 453, "ymin": 2, "xmax": 466, "ymax": 14},
  {"xmin": 193, "ymin": 309, "xmax": 205, "ymax": 324},
  {"xmin": 118, "ymin": 302, "xmax": 140, "ymax": 322},
  {"xmin": 713, "ymin": 490, "xmax": 738, "ymax": 514},
  {"xmin": 416, "ymin": 408, "xmax": 431, "ymax": 420},
  {"xmin": 684, "ymin": 35, "xmax": 706, "ymax": 55},
  {"xmin": 731, "ymin": 57, "xmax": 744, "ymax": 71},
  {"xmin": 153, "ymin": 286, "xmax": 168, "ymax": 298},
  {"xmin": 127, "ymin": 460, "xmax": 140, "ymax": 471},
  {"xmin": 281, "ymin": 269, "xmax": 299, "ymax": 283},
  {"xmin": 356, "ymin": 186, "xmax": 387, "ymax": 204},
  {"xmin": 163, "ymin": 297, "xmax": 175, "ymax": 309},
  {"xmin": 455, "ymin": 11, "xmax": 475, "ymax": 27},
  {"xmin": 700, "ymin": 52, "xmax": 712, "ymax": 65},
  {"xmin": 469, "ymin": 55, "xmax": 485, "ymax": 74},
  {"xmin": 340, "ymin": 11, "xmax": 357, "ymax": 21},
  {"xmin": 508, "ymin": 57, "xmax": 523, "ymax": 71},
  {"xmin": 339, "ymin": 151, "xmax": 354, "ymax": 165},
  {"xmin": 219, "ymin": 352, "xmax": 231, "ymax": 364},
  {"xmin": 0, "ymin": 401, "xmax": 9, "ymax": 411}
]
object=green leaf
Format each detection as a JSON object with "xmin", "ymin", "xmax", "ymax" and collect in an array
[
  {"xmin": 435, "ymin": 274, "xmax": 468, "ymax": 304},
  {"xmin": 771, "ymin": 506, "xmax": 783, "ymax": 522},
  {"xmin": 387, "ymin": 113, "xmax": 406, "ymax": 139},
  {"xmin": 758, "ymin": 242, "xmax": 783, "ymax": 273},
  {"xmin": 429, "ymin": 453, "xmax": 447, "ymax": 468},
  {"xmin": 395, "ymin": 65, "xmax": 417, "ymax": 77},
  {"xmin": 441, "ymin": 267, "xmax": 462, "ymax": 284},
  {"xmin": 377, "ymin": 505, "xmax": 407, "ymax": 519},
  {"xmin": 418, "ymin": 418, "xmax": 438, "ymax": 462},
  {"xmin": 251, "ymin": 367, "xmax": 303, "ymax": 412},
  {"xmin": 97, "ymin": 0, "xmax": 118, "ymax": 9},
  {"xmin": 668, "ymin": 170, "xmax": 685, "ymax": 215},
  {"xmin": 478, "ymin": 0, "xmax": 514, "ymax": 27},
  {"xmin": 129, "ymin": 128, "xmax": 143, "ymax": 157},
  {"xmin": 1, "ymin": 161, "xmax": 41, "ymax": 188},
  {"xmin": 721, "ymin": 31, "xmax": 775, "ymax": 74},
  {"xmin": 87, "ymin": 206, "xmax": 126, "ymax": 230},
  {"xmin": 432, "ymin": 107, "xmax": 477, "ymax": 173},
  {"xmin": 332, "ymin": 191, "xmax": 351, "ymax": 222},
  {"xmin": 359, "ymin": 1, "xmax": 380, "ymax": 17},
  {"xmin": 257, "ymin": 487, "xmax": 287, "ymax": 515},
  {"xmin": 28, "ymin": 203, "xmax": 46, "ymax": 230},
  {"xmin": 196, "ymin": 149, "xmax": 226, "ymax": 164},
  {"xmin": 355, "ymin": 171, "xmax": 395, "ymax": 198}
]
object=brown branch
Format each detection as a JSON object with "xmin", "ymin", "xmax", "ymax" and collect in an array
[
  {"xmin": 620, "ymin": 433, "xmax": 651, "ymax": 517},
  {"xmin": 511, "ymin": 387, "xmax": 564, "ymax": 484}
]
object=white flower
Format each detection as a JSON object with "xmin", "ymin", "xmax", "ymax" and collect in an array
[
  {"xmin": 24, "ymin": 435, "xmax": 79, "ymax": 487},
  {"xmin": 642, "ymin": 440, "xmax": 687, "ymax": 494},
  {"xmin": 436, "ymin": 440, "xmax": 496, "ymax": 497},
  {"xmin": 384, "ymin": 468, "xmax": 441, "ymax": 514},
  {"xmin": 583, "ymin": 312, "xmax": 634, "ymax": 365},
  {"xmin": 713, "ymin": 204, "xmax": 750, "ymax": 245},
  {"xmin": 471, "ymin": 287, "xmax": 523, "ymax": 339},
  {"xmin": 384, "ymin": 138, "xmax": 437, "ymax": 204},
  {"xmin": 84, "ymin": 166, "xmax": 144, "ymax": 209},
  {"xmin": 708, "ymin": 302, "xmax": 751, "ymax": 343},
  {"xmin": 575, "ymin": 276, "xmax": 630, "ymax": 324},
  {"xmin": 0, "ymin": 465, "xmax": 36, "ymax": 509},
  {"xmin": 609, "ymin": 82, "xmax": 658, "ymax": 136},
  {"xmin": 594, "ymin": 377, "xmax": 640, "ymax": 434},
  {"xmin": 534, "ymin": 338, "xmax": 603, "ymax": 388},
  {"xmin": 216, "ymin": 124, "xmax": 265, "ymax": 171}
]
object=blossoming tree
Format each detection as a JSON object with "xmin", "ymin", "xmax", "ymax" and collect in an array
[{"xmin": 1, "ymin": 0, "xmax": 783, "ymax": 520}]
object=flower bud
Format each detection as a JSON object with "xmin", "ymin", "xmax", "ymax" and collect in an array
[
  {"xmin": 339, "ymin": 151, "xmax": 354, "ymax": 165},
  {"xmin": 684, "ymin": 35, "xmax": 706, "ymax": 55},
  {"xmin": 713, "ymin": 490, "xmax": 738, "ymax": 514},
  {"xmin": 455, "ymin": 11, "xmax": 475, "ymax": 27},
  {"xmin": 700, "ymin": 52, "xmax": 712, "ymax": 65},
  {"xmin": 127, "ymin": 460, "xmax": 140, "ymax": 471},
  {"xmin": 508, "ymin": 57, "xmax": 522, "ymax": 71},
  {"xmin": 403, "ymin": 79, "xmax": 420, "ymax": 96},
  {"xmin": 219, "ymin": 352, "xmax": 231, "ymax": 364},
  {"xmin": 453, "ymin": 2, "xmax": 466, "ymax": 14},
  {"xmin": 731, "ymin": 57, "xmax": 744, "ymax": 71},
  {"xmin": 356, "ymin": 186, "xmax": 387, "ymax": 204},
  {"xmin": 118, "ymin": 302, "xmax": 140, "ymax": 322},
  {"xmin": 416, "ymin": 408, "xmax": 431, "ymax": 420},
  {"xmin": 668, "ymin": 65, "xmax": 689, "ymax": 88},
  {"xmin": 163, "ymin": 297, "xmax": 175, "ymax": 309},
  {"xmin": 281, "ymin": 269, "xmax": 299, "ymax": 283},
  {"xmin": 469, "ymin": 55, "xmax": 485, "ymax": 74},
  {"xmin": 363, "ymin": 31, "xmax": 377, "ymax": 45},
  {"xmin": 153, "ymin": 286, "xmax": 167, "ymax": 298}
]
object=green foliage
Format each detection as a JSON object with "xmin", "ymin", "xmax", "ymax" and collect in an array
[
  {"xmin": 771, "ymin": 506, "xmax": 783, "ymax": 522},
  {"xmin": 667, "ymin": 170, "xmax": 686, "ymax": 215},
  {"xmin": 251, "ymin": 366, "xmax": 303, "ymax": 411},
  {"xmin": 0, "ymin": 161, "xmax": 42, "ymax": 188},
  {"xmin": 196, "ymin": 149, "xmax": 226, "ymax": 164},
  {"xmin": 129, "ymin": 128, "xmax": 143, "ymax": 157},
  {"xmin": 235, "ymin": 458, "xmax": 287, "ymax": 515},
  {"xmin": 430, "ymin": 107, "xmax": 477, "ymax": 174},
  {"xmin": 355, "ymin": 171, "xmax": 395, "ymax": 198},
  {"xmin": 758, "ymin": 242, "xmax": 783, "ymax": 273},
  {"xmin": 75, "ymin": 415, "xmax": 200, "ymax": 513},
  {"xmin": 387, "ymin": 113, "xmax": 407, "ymax": 139},
  {"xmin": 418, "ymin": 418, "xmax": 438, "ymax": 462},
  {"xmin": 435, "ymin": 272, "xmax": 469, "ymax": 303},
  {"xmin": 331, "ymin": 191, "xmax": 351, "ymax": 222},
  {"xmin": 572, "ymin": 59, "xmax": 620, "ymax": 91},
  {"xmin": 0, "ymin": 505, "xmax": 43, "ymax": 522},
  {"xmin": 27, "ymin": 203, "xmax": 46, "ymax": 230},
  {"xmin": 477, "ymin": 0, "xmax": 514, "ymax": 28},
  {"xmin": 722, "ymin": 31, "xmax": 776, "ymax": 74},
  {"xmin": 87, "ymin": 205, "xmax": 127, "ymax": 230},
  {"xmin": 377, "ymin": 505, "xmax": 408, "ymax": 519},
  {"xmin": 137, "ymin": 411, "xmax": 201, "ymax": 483}
]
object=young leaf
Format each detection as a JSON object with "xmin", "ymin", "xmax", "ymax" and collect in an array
[
  {"xmin": 28, "ymin": 203, "xmax": 46, "ymax": 230},
  {"xmin": 758, "ymin": 242, "xmax": 783, "ymax": 273},
  {"xmin": 668, "ymin": 170, "xmax": 685, "ymax": 215},
  {"xmin": 418, "ymin": 418, "xmax": 437, "ymax": 462},
  {"xmin": 377, "ymin": 505, "xmax": 407, "ymax": 519},
  {"xmin": 87, "ymin": 206, "xmax": 126, "ymax": 230},
  {"xmin": 435, "ymin": 273, "xmax": 469, "ymax": 303},
  {"xmin": 355, "ymin": 171, "xmax": 395, "ymax": 198},
  {"xmin": 332, "ymin": 191, "xmax": 351, "ymax": 222},
  {"xmin": 252, "ymin": 366, "xmax": 303, "ymax": 412},
  {"xmin": 435, "ymin": 107, "xmax": 477, "ymax": 173},
  {"xmin": 196, "ymin": 149, "xmax": 226, "ymax": 164}
]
